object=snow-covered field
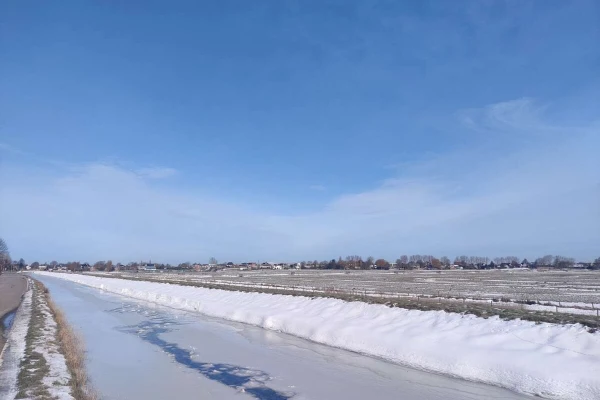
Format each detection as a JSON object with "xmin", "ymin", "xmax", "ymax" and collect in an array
[
  {"xmin": 100, "ymin": 269, "xmax": 600, "ymax": 312},
  {"xmin": 37, "ymin": 271, "xmax": 600, "ymax": 400}
]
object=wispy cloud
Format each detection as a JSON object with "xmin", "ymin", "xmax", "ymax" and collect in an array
[
  {"xmin": 136, "ymin": 167, "xmax": 178, "ymax": 179},
  {"xmin": 0, "ymin": 142, "xmax": 29, "ymax": 156},
  {"xmin": 1, "ymin": 99, "xmax": 598, "ymax": 262}
]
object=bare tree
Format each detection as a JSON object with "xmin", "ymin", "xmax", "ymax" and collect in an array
[
  {"xmin": 431, "ymin": 258, "xmax": 442, "ymax": 269},
  {"xmin": 345, "ymin": 255, "xmax": 362, "ymax": 269},
  {"xmin": 440, "ymin": 256, "xmax": 450, "ymax": 266},
  {"xmin": 554, "ymin": 256, "xmax": 575, "ymax": 269},
  {"xmin": 209, "ymin": 257, "xmax": 218, "ymax": 265},
  {"xmin": 66, "ymin": 261, "xmax": 81, "ymax": 272},
  {"xmin": 535, "ymin": 255, "xmax": 554, "ymax": 266},
  {"xmin": 0, "ymin": 238, "xmax": 11, "ymax": 272},
  {"xmin": 93, "ymin": 261, "xmax": 106, "ymax": 271}
]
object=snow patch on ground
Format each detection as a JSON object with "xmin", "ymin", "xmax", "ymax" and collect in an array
[
  {"xmin": 37, "ymin": 272, "xmax": 600, "ymax": 400},
  {"xmin": 0, "ymin": 279, "xmax": 74, "ymax": 400},
  {"xmin": 0, "ymin": 282, "xmax": 32, "ymax": 399}
]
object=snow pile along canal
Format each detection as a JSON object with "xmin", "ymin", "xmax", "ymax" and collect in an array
[{"xmin": 37, "ymin": 272, "xmax": 600, "ymax": 400}]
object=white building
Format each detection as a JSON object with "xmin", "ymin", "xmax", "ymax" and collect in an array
[{"xmin": 141, "ymin": 263, "xmax": 156, "ymax": 271}]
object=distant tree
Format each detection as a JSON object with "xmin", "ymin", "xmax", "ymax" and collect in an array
[
  {"xmin": 50, "ymin": 261, "xmax": 58, "ymax": 268},
  {"xmin": 345, "ymin": 255, "xmax": 362, "ymax": 269},
  {"xmin": 440, "ymin": 256, "xmax": 450, "ymax": 266},
  {"xmin": 374, "ymin": 259, "xmax": 389, "ymax": 269},
  {"xmin": 554, "ymin": 256, "xmax": 575, "ymax": 269},
  {"xmin": 521, "ymin": 258, "xmax": 530, "ymax": 265},
  {"xmin": 364, "ymin": 256, "xmax": 374, "ymax": 270},
  {"xmin": 209, "ymin": 257, "xmax": 218, "ymax": 265},
  {"xmin": 593, "ymin": 257, "xmax": 600, "ymax": 269},
  {"xmin": 505, "ymin": 256, "xmax": 519, "ymax": 266},
  {"xmin": 0, "ymin": 238, "xmax": 10, "ymax": 272},
  {"xmin": 105, "ymin": 260, "xmax": 114, "ymax": 272},
  {"xmin": 454, "ymin": 255, "xmax": 468, "ymax": 267},
  {"xmin": 66, "ymin": 261, "xmax": 81, "ymax": 271},
  {"xmin": 18, "ymin": 258, "xmax": 26, "ymax": 270},
  {"xmin": 536, "ymin": 255, "xmax": 554, "ymax": 266},
  {"xmin": 431, "ymin": 258, "xmax": 442, "ymax": 269},
  {"xmin": 93, "ymin": 261, "xmax": 106, "ymax": 271}
]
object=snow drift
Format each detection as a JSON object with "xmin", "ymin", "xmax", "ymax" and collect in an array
[{"xmin": 36, "ymin": 272, "xmax": 600, "ymax": 400}]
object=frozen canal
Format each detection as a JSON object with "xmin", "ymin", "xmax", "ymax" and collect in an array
[{"xmin": 36, "ymin": 275, "xmax": 531, "ymax": 400}]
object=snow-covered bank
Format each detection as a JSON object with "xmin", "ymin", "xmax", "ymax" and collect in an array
[
  {"xmin": 37, "ymin": 272, "xmax": 600, "ymax": 400},
  {"xmin": 0, "ymin": 282, "xmax": 32, "ymax": 399},
  {"xmin": 0, "ymin": 279, "xmax": 76, "ymax": 400}
]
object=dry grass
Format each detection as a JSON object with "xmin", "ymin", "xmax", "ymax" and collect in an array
[
  {"xmin": 41, "ymin": 281, "xmax": 99, "ymax": 400},
  {"xmin": 16, "ymin": 281, "xmax": 52, "ymax": 399}
]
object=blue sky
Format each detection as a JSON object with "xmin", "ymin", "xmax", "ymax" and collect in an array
[{"xmin": 1, "ymin": 0, "xmax": 599, "ymax": 263}]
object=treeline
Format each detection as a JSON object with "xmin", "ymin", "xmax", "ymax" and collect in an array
[
  {"xmin": 298, "ymin": 254, "xmax": 599, "ymax": 270},
  {"xmin": 9, "ymin": 254, "xmax": 600, "ymax": 272}
]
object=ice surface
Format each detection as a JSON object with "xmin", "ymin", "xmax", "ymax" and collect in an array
[{"xmin": 36, "ymin": 272, "xmax": 600, "ymax": 400}]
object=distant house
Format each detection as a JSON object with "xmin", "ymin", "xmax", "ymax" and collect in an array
[
  {"xmin": 141, "ymin": 263, "xmax": 156, "ymax": 271},
  {"xmin": 39, "ymin": 265, "xmax": 48, "ymax": 271},
  {"xmin": 573, "ymin": 263, "xmax": 589, "ymax": 269}
]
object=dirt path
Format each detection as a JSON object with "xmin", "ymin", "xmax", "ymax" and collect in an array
[{"xmin": 0, "ymin": 273, "xmax": 27, "ymax": 352}]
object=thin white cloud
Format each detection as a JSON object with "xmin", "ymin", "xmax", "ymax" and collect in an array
[
  {"xmin": 0, "ymin": 142, "xmax": 29, "ymax": 156},
  {"xmin": 1, "ymin": 99, "xmax": 598, "ymax": 263},
  {"xmin": 136, "ymin": 167, "xmax": 178, "ymax": 179},
  {"xmin": 309, "ymin": 184, "xmax": 326, "ymax": 191}
]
